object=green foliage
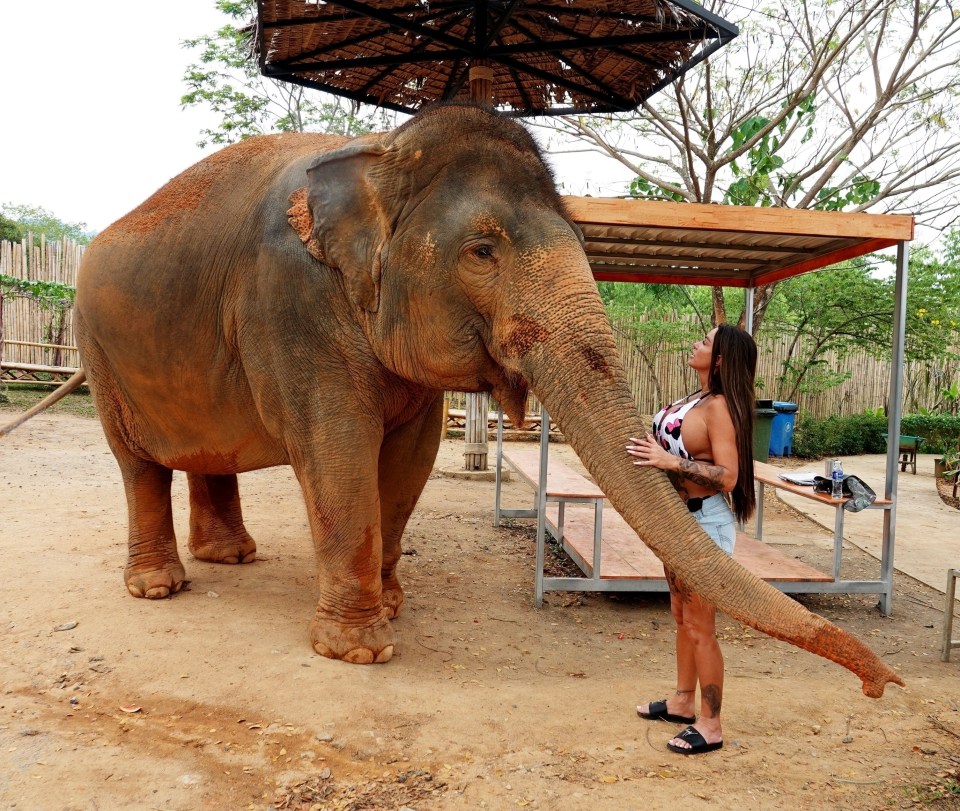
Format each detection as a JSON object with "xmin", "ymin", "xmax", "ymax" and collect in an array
[
  {"xmin": 757, "ymin": 234, "xmax": 960, "ymax": 402},
  {"xmin": 899, "ymin": 414, "xmax": 960, "ymax": 456},
  {"xmin": 0, "ymin": 385, "xmax": 96, "ymax": 420},
  {"xmin": 0, "ymin": 213, "xmax": 20, "ymax": 242},
  {"xmin": 895, "ymin": 232, "xmax": 960, "ymax": 364},
  {"xmin": 0, "ymin": 204, "xmax": 91, "ymax": 245},
  {"xmin": 628, "ymin": 177, "xmax": 685, "ymax": 202},
  {"xmin": 793, "ymin": 411, "xmax": 960, "ymax": 458},
  {"xmin": 181, "ymin": 0, "xmax": 397, "ymax": 147},
  {"xmin": 792, "ymin": 412, "xmax": 888, "ymax": 458},
  {"xmin": 0, "ymin": 274, "xmax": 76, "ymax": 308}
]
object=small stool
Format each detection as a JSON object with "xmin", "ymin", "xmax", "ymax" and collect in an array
[{"xmin": 943, "ymin": 568, "xmax": 960, "ymax": 662}]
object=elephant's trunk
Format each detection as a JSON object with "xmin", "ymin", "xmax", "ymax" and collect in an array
[{"xmin": 500, "ymin": 256, "xmax": 903, "ymax": 698}]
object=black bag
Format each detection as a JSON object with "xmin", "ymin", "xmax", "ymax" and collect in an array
[{"xmin": 812, "ymin": 474, "xmax": 877, "ymax": 512}]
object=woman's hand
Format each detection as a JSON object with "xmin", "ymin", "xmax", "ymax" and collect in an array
[{"xmin": 626, "ymin": 434, "xmax": 677, "ymax": 472}]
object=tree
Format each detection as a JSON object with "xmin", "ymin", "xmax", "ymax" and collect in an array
[
  {"xmin": 0, "ymin": 214, "xmax": 19, "ymax": 243},
  {"xmin": 765, "ymin": 231, "xmax": 960, "ymax": 403},
  {"xmin": 0, "ymin": 204, "xmax": 91, "ymax": 246},
  {"xmin": 181, "ymin": 0, "xmax": 400, "ymax": 147},
  {"xmin": 538, "ymin": 0, "xmax": 960, "ymax": 330}
]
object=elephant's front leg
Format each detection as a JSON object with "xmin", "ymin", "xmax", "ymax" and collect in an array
[
  {"xmin": 187, "ymin": 473, "xmax": 257, "ymax": 564},
  {"xmin": 119, "ymin": 459, "xmax": 186, "ymax": 599},
  {"xmin": 296, "ymin": 449, "xmax": 394, "ymax": 664},
  {"xmin": 378, "ymin": 395, "xmax": 445, "ymax": 618}
]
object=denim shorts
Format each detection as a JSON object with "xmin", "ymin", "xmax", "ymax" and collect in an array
[{"xmin": 689, "ymin": 493, "xmax": 736, "ymax": 556}]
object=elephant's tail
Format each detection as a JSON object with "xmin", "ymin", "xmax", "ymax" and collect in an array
[{"xmin": 0, "ymin": 369, "xmax": 88, "ymax": 437}]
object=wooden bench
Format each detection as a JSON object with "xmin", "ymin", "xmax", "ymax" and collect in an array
[
  {"xmin": 545, "ymin": 503, "xmax": 830, "ymax": 584},
  {"xmin": 753, "ymin": 462, "xmax": 893, "ymax": 615},
  {"xmin": 446, "ymin": 407, "xmax": 555, "ymax": 432},
  {"xmin": 1, "ymin": 361, "xmax": 84, "ymax": 386},
  {"xmin": 494, "ymin": 436, "xmax": 836, "ymax": 605}
]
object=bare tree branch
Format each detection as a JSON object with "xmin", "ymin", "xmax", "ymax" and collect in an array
[{"xmin": 534, "ymin": 0, "xmax": 960, "ymax": 328}]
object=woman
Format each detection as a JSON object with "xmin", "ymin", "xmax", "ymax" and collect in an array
[{"xmin": 627, "ymin": 323, "xmax": 757, "ymax": 755}]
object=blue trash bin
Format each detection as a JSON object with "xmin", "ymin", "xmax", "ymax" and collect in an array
[{"xmin": 769, "ymin": 401, "xmax": 798, "ymax": 456}]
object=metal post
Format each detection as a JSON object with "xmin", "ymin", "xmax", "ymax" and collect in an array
[{"xmin": 880, "ymin": 240, "xmax": 910, "ymax": 615}]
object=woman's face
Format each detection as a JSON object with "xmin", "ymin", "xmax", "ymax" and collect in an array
[{"xmin": 689, "ymin": 327, "xmax": 719, "ymax": 374}]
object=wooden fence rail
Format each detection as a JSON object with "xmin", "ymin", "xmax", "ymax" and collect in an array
[{"xmin": 3, "ymin": 237, "xmax": 956, "ymax": 419}]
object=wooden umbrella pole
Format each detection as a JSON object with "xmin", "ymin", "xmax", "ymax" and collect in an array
[
  {"xmin": 464, "ymin": 392, "xmax": 490, "ymax": 471},
  {"xmin": 469, "ymin": 62, "xmax": 494, "ymax": 106},
  {"xmin": 463, "ymin": 60, "xmax": 494, "ymax": 470}
]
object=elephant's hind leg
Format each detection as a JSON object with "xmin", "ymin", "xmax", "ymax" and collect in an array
[
  {"xmin": 187, "ymin": 473, "xmax": 257, "ymax": 564},
  {"xmin": 121, "ymin": 461, "xmax": 186, "ymax": 599}
]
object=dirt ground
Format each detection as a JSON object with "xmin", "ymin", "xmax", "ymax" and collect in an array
[{"xmin": 1, "ymin": 407, "xmax": 959, "ymax": 811}]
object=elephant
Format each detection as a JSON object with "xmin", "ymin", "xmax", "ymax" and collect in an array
[{"xmin": 3, "ymin": 102, "xmax": 902, "ymax": 695}]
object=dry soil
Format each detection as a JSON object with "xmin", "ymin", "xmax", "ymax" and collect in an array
[{"xmin": 1, "ymin": 408, "xmax": 958, "ymax": 810}]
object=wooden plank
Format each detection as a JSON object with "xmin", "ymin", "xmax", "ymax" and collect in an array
[
  {"xmin": 753, "ymin": 461, "xmax": 892, "ymax": 506},
  {"xmin": 0, "ymin": 361, "xmax": 79, "ymax": 375},
  {"xmin": 564, "ymin": 196, "xmax": 915, "ymax": 241},
  {"xmin": 503, "ymin": 449, "xmax": 604, "ymax": 499},
  {"xmin": 546, "ymin": 504, "xmax": 832, "ymax": 583}
]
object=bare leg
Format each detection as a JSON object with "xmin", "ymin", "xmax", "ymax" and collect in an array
[
  {"xmin": 377, "ymin": 395, "xmax": 444, "ymax": 618},
  {"xmin": 187, "ymin": 473, "xmax": 257, "ymax": 564},
  {"xmin": 669, "ymin": 589, "xmax": 724, "ymax": 749},
  {"xmin": 637, "ymin": 568, "xmax": 698, "ymax": 720}
]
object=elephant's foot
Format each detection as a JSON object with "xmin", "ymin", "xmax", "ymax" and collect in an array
[
  {"xmin": 381, "ymin": 575, "xmax": 405, "ymax": 619},
  {"xmin": 309, "ymin": 610, "xmax": 395, "ymax": 664},
  {"xmin": 188, "ymin": 530, "xmax": 257, "ymax": 564},
  {"xmin": 125, "ymin": 562, "xmax": 187, "ymax": 599}
]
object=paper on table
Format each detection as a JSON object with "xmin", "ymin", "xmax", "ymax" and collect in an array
[{"xmin": 777, "ymin": 471, "xmax": 820, "ymax": 486}]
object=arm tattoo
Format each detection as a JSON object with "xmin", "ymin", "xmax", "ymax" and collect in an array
[{"xmin": 676, "ymin": 459, "xmax": 726, "ymax": 490}]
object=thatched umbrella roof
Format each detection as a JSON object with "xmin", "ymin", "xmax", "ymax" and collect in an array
[{"xmin": 255, "ymin": 0, "xmax": 737, "ymax": 116}]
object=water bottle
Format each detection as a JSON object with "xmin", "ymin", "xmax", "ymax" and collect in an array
[{"xmin": 831, "ymin": 459, "xmax": 844, "ymax": 499}]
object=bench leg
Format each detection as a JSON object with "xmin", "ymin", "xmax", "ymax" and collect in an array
[{"xmin": 943, "ymin": 568, "xmax": 958, "ymax": 662}]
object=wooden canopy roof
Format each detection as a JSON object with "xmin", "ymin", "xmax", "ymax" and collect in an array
[
  {"xmin": 255, "ymin": 0, "xmax": 737, "ymax": 116},
  {"xmin": 563, "ymin": 197, "xmax": 915, "ymax": 288}
]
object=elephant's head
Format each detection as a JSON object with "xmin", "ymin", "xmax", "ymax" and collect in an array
[{"xmin": 291, "ymin": 102, "xmax": 903, "ymax": 697}]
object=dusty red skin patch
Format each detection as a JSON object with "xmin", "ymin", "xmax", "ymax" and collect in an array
[
  {"xmin": 164, "ymin": 449, "xmax": 241, "ymax": 474},
  {"xmin": 504, "ymin": 314, "xmax": 549, "ymax": 358},
  {"xmin": 580, "ymin": 344, "xmax": 611, "ymax": 376},
  {"xmin": 287, "ymin": 187, "xmax": 325, "ymax": 262},
  {"xmin": 96, "ymin": 134, "xmax": 343, "ymax": 246}
]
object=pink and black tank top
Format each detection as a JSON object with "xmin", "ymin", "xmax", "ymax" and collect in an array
[{"xmin": 652, "ymin": 392, "xmax": 708, "ymax": 461}]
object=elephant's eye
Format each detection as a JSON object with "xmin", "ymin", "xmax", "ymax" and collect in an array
[{"xmin": 473, "ymin": 244, "xmax": 494, "ymax": 260}]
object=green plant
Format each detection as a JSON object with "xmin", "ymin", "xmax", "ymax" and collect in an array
[
  {"xmin": 792, "ymin": 411, "xmax": 888, "ymax": 458},
  {"xmin": 940, "ymin": 446, "xmax": 960, "ymax": 480}
]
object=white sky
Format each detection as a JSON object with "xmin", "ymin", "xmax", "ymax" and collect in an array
[
  {"xmin": 1, "ymin": 1, "xmax": 634, "ymax": 234},
  {"xmin": 2, "ymin": 2, "xmax": 230, "ymax": 233}
]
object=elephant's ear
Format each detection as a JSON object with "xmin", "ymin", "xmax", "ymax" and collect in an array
[{"xmin": 303, "ymin": 140, "xmax": 392, "ymax": 313}]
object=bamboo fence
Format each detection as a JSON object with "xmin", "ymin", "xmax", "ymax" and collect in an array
[
  {"xmin": 3, "ymin": 237, "xmax": 955, "ymax": 419},
  {"xmin": 1, "ymin": 235, "xmax": 83, "ymax": 368}
]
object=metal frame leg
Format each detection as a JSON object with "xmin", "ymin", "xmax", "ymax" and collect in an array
[
  {"xmin": 832, "ymin": 506, "xmax": 844, "ymax": 581},
  {"xmin": 942, "ymin": 568, "xmax": 958, "ymax": 662}
]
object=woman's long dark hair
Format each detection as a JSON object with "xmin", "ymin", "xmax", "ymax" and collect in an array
[{"xmin": 706, "ymin": 323, "xmax": 758, "ymax": 523}]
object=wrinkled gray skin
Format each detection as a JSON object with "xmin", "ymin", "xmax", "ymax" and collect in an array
[{"xmin": 16, "ymin": 103, "xmax": 901, "ymax": 694}]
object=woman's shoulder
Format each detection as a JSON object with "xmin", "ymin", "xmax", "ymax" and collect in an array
[{"xmin": 702, "ymin": 393, "xmax": 734, "ymax": 422}]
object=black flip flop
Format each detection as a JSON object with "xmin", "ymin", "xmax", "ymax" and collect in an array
[
  {"xmin": 636, "ymin": 699, "xmax": 696, "ymax": 725},
  {"xmin": 667, "ymin": 725, "xmax": 723, "ymax": 755}
]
